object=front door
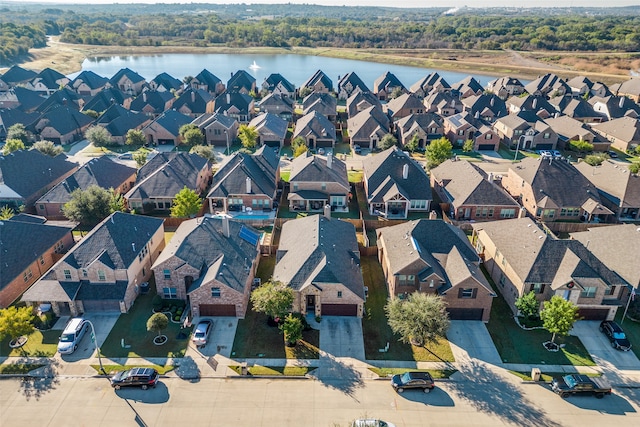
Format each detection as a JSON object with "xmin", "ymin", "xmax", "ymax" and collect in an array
[{"xmin": 306, "ymin": 295, "xmax": 316, "ymax": 311}]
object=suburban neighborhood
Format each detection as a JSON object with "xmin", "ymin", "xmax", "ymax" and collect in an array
[{"xmin": 2, "ymin": 56, "xmax": 640, "ymax": 426}]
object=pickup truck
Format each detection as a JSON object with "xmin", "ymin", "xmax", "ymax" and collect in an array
[{"xmin": 551, "ymin": 374, "xmax": 612, "ymax": 398}]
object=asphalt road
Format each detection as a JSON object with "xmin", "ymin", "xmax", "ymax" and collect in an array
[{"xmin": 2, "ymin": 373, "xmax": 639, "ymax": 427}]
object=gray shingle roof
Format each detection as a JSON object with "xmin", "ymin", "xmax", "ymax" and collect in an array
[
  {"xmin": 593, "ymin": 116, "xmax": 640, "ymax": 143},
  {"xmin": 264, "ymin": 73, "xmax": 295, "ymax": 93},
  {"xmin": 130, "ymin": 90, "xmax": 174, "ymax": 114},
  {"xmin": 1, "ymin": 65, "xmax": 37, "ymax": 85},
  {"xmin": 337, "ymin": 72, "xmax": 369, "ymax": 94},
  {"xmin": 145, "ymin": 109, "xmax": 193, "ymax": 136},
  {"xmin": 575, "ymin": 160, "xmax": 640, "ymax": 208},
  {"xmin": 96, "ymin": 104, "xmax": 149, "ymax": 137},
  {"xmin": 289, "ymin": 153, "xmax": 349, "ymax": 190},
  {"xmin": 373, "ymin": 71, "xmax": 405, "ymax": 93},
  {"xmin": 248, "ymin": 113, "xmax": 288, "ymax": 141},
  {"xmin": 109, "ymin": 68, "xmax": 146, "ymax": 85},
  {"xmin": 71, "ymin": 70, "xmax": 109, "ymax": 91},
  {"xmin": 346, "ymin": 90, "xmax": 381, "ymax": 118},
  {"xmin": 302, "ymin": 70, "xmax": 333, "ymax": 92},
  {"xmin": 151, "ymin": 72, "xmax": 182, "ymax": 92},
  {"xmin": 173, "ymin": 89, "xmax": 214, "ymax": 114},
  {"xmin": 82, "ymin": 88, "xmax": 130, "ymax": 112},
  {"xmin": 274, "ymin": 215, "xmax": 364, "ymax": 299},
  {"xmin": 227, "ymin": 70, "xmax": 256, "ymax": 93},
  {"xmin": 292, "ymin": 111, "xmax": 336, "ymax": 141},
  {"xmin": 347, "ymin": 105, "xmax": 389, "ymax": 141}
]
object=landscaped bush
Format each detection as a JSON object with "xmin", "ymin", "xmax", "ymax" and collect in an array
[
  {"xmin": 33, "ymin": 312, "xmax": 56, "ymax": 330},
  {"xmin": 152, "ymin": 295, "xmax": 163, "ymax": 311}
]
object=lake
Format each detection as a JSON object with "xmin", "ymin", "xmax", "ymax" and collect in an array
[{"xmin": 72, "ymin": 53, "xmax": 513, "ymax": 89}]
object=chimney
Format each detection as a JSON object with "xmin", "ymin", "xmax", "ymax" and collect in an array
[
  {"xmin": 619, "ymin": 97, "xmax": 625, "ymax": 109},
  {"xmin": 143, "ymin": 92, "xmax": 147, "ymax": 103},
  {"xmin": 488, "ymin": 172, "xmax": 494, "ymax": 183},
  {"xmin": 327, "ymin": 154, "xmax": 332, "ymax": 169},
  {"xmin": 324, "ymin": 204, "xmax": 331, "ymax": 220},
  {"xmin": 222, "ymin": 216, "xmax": 230, "ymax": 238},
  {"xmin": 518, "ymin": 207, "xmax": 526, "ymax": 218},
  {"xmin": 131, "ymin": 243, "xmax": 136, "ymax": 252},
  {"xmin": 402, "ymin": 163, "xmax": 409, "ymax": 179},
  {"xmin": 191, "ymin": 91, "xmax": 195, "ymax": 103},
  {"xmin": 227, "ymin": 93, "xmax": 231, "ymax": 104},
  {"xmin": 532, "ymin": 98, "xmax": 537, "ymax": 109},
  {"xmin": 429, "ymin": 210, "xmax": 437, "ymax": 220},
  {"xmin": 246, "ymin": 177, "xmax": 252, "ymax": 194}
]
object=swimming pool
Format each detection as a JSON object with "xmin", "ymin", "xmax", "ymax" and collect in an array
[{"xmin": 233, "ymin": 214, "xmax": 273, "ymax": 220}]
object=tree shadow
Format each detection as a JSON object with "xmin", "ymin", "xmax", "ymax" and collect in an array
[
  {"xmin": 18, "ymin": 358, "xmax": 61, "ymax": 401},
  {"xmin": 447, "ymin": 359, "xmax": 562, "ymax": 427},
  {"xmin": 308, "ymin": 353, "xmax": 364, "ymax": 400},
  {"xmin": 114, "ymin": 382, "xmax": 170, "ymax": 404},
  {"xmin": 541, "ymin": 384, "xmax": 636, "ymax": 415},
  {"xmin": 171, "ymin": 355, "xmax": 200, "ymax": 382}
]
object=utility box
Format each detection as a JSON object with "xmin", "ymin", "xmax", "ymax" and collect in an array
[{"xmin": 531, "ymin": 368, "xmax": 541, "ymax": 382}]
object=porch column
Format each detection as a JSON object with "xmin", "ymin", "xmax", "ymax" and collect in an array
[
  {"xmin": 404, "ymin": 202, "xmax": 409, "ymax": 218},
  {"xmin": 208, "ymin": 198, "xmax": 214, "ymax": 214},
  {"xmin": 384, "ymin": 201, "xmax": 389, "ymax": 217}
]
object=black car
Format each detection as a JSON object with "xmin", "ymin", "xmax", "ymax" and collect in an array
[
  {"xmin": 110, "ymin": 367, "xmax": 159, "ymax": 390},
  {"xmin": 600, "ymin": 320, "xmax": 632, "ymax": 351},
  {"xmin": 390, "ymin": 371, "xmax": 435, "ymax": 393}
]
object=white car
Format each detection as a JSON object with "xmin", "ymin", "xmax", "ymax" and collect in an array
[{"xmin": 192, "ymin": 319, "xmax": 213, "ymax": 346}]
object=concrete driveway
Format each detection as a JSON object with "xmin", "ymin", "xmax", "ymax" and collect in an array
[
  {"xmin": 54, "ymin": 312, "xmax": 120, "ymax": 363},
  {"xmin": 571, "ymin": 320, "xmax": 640, "ymax": 371},
  {"xmin": 319, "ymin": 316, "xmax": 365, "ymax": 359},
  {"xmin": 447, "ymin": 320, "xmax": 502, "ymax": 365},
  {"xmin": 187, "ymin": 317, "xmax": 238, "ymax": 358}
]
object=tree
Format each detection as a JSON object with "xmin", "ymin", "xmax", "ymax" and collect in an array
[
  {"xmin": 82, "ymin": 109, "xmax": 100, "ymax": 119},
  {"xmin": 292, "ymin": 136, "xmax": 308, "ymax": 158},
  {"xmin": 569, "ymin": 139, "xmax": 594, "ymax": 153},
  {"xmin": 85, "ymin": 126, "xmax": 113, "ymax": 147},
  {"xmin": 7, "ymin": 123, "xmax": 28, "ymax": 143},
  {"xmin": 170, "ymin": 186, "xmax": 202, "ymax": 218},
  {"xmin": 298, "ymin": 86, "xmax": 312, "ymax": 99},
  {"xmin": 190, "ymin": 145, "xmax": 217, "ymax": 163},
  {"xmin": 380, "ymin": 134, "xmax": 397, "ymax": 150},
  {"xmin": 109, "ymin": 190, "xmax": 127, "ymax": 213},
  {"xmin": 281, "ymin": 313, "xmax": 303, "ymax": 346},
  {"xmin": 2, "ymin": 139, "xmax": 25, "ymax": 155},
  {"xmin": 405, "ymin": 134, "xmax": 419, "ymax": 153},
  {"xmin": 462, "ymin": 139, "xmax": 475, "ymax": 153},
  {"xmin": 390, "ymin": 86, "xmax": 405, "ymax": 99},
  {"xmin": 635, "ymin": 146, "xmax": 640, "ymax": 156},
  {"xmin": 32, "ymin": 140, "xmax": 63, "ymax": 157},
  {"xmin": 385, "ymin": 292, "xmax": 450, "ymax": 347},
  {"xmin": 629, "ymin": 162, "xmax": 640, "ymax": 174},
  {"xmin": 133, "ymin": 150, "xmax": 148, "ymax": 168},
  {"xmin": 540, "ymin": 295, "xmax": 579, "ymax": 345},
  {"xmin": 184, "ymin": 128, "xmax": 204, "ymax": 146},
  {"xmin": 62, "ymin": 185, "xmax": 116, "ymax": 226},
  {"xmin": 515, "ymin": 291, "xmax": 540, "ymax": 320},
  {"xmin": 0, "ymin": 205, "xmax": 14, "ymax": 220},
  {"xmin": 425, "ymin": 137, "xmax": 453, "ymax": 169},
  {"xmin": 146, "ymin": 312, "xmax": 168, "ymax": 338},
  {"xmin": 238, "ymin": 124, "xmax": 259, "ymax": 149},
  {"xmin": 0, "ymin": 306, "xmax": 35, "ymax": 345},
  {"xmin": 584, "ymin": 153, "xmax": 608, "ymax": 166},
  {"xmin": 250, "ymin": 280, "xmax": 294, "ymax": 322},
  {"xmin": 125, "ymin": 129, "xmax": 145, "ymax": 146}
]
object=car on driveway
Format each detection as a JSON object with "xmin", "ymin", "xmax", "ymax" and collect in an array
[
  {"xmin": 600, "ymin": 320, "xmax": 632, "ymax": 351},
  {"xmin": 192, "ymin": 319, "xmax": 213, "ymax": 346},
  {"xmin": 607, "ymin": 150, "xmax": 619, "ymax": 158},
  {"xmin": 390, "ymin": 371, "xmax": 435, "ymax": 393},
  {"xmin": 110, "ymin": 367, "xmax": 159, "ymax": 390}
]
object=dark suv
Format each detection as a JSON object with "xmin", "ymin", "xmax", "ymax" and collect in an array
[
  {"xmin": 390, "ymin": 371, "xmax": 435, "ymax": 393},
  {"xmin": 110, "ymin": 367, "xmax": 159, "ymax": 390},
  {"xmin": 600, "ymin": 320, "xmax": 632, "ymax": 351}
]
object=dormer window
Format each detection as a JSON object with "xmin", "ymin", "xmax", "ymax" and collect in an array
[{"xmin": 97, "ymin": 270, "xmax": 106, "ymax": 281}]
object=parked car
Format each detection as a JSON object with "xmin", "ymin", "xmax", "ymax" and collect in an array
[
  {"xmin": 352, "ymin": 419, "xmax": 396, "ymax": 427},
  {"xmin": 317, "ymin": 147, "xmax": 325, "ymax": 155},
  {"xmin": 551, "ymin": 150, "xmax": 562, "ymax": 158},
  {"xmin": 353, "ymin": 144, "xmax": 362, "ymax": 155},
  {"xmin": 57, "ymin": 317, "xmax": 89, "ymax": 355},
  {"xmin": 551, "ymin": 374, "xmax": 611, "ymax": 398},
  {"xmin": 600, "ymin": 320, "xmax": 632, "ymax": 351},
  {"xmin": 192, "ymin": 319, "xmax": 213, "ymax": 346},
  {"xmin": 117, "ymin": 152, "xmax": 133, "ymax": 160},
  {"xmin": 110, "ymin": 367, "xmax": 159, "ymax": 390},
  {"xmin": 538, "ymin": 150, "xmax": 552, "ymax": 158},
  {"xmin": 390, "ymin": 371, "xmax": 435, "ymax": 393},
  {"xmin": 607, "ymin": 150, "xmax": 619, "ymax": 158}
]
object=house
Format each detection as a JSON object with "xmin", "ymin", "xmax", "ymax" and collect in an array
[
  {"xmin": 81, "ymin": 88, "xmax": 132, "ymax": 112},
  {"xmin": 261, "ymin": 73, "xmax": 295, "ymax": 98},
  {"xmin": 0, "ymin": 216, "xmax": 74, "ymax": 308},
  {"xmin": 566, "ymin": 76, "xmax": 595, "ymax": 98},
  {"xmin": 591, "ymin": 116, "xmax": 640, "ymax": 152},
  {"xmin": 257, "ymin": 93, "xmax": 295, "ymax": 121},
  {"xmin": 301, "ymin": 70, "xmax": 333, "ymax": 94},
  {"xmin": 190, "ymin": 69, "xmax": 225, "ymax": 95},
  {"xmin": 385, "ymin": 93, "xmax": 425, "ymax": 120},
  {"xmin": 172, "ymin": 88, "xmax": 215, "ymax": 117},
  {"xmin": 571, "ymin": 224, "xmax": 640, "ymax": 291},
  {"xmin": 612, "ymin": 77, "xmax": 640, "ymax": 103},
  {"xmin": 69, "ymin": 70, "xmax": 109, "ymax": 96},
  {"xmin": 395, "ymin": 113, "xmax": 444, "ymax": 149},
  {"xmin": 149, "ymin": 72, "xmax": 182, "ymax": 93},
  {"xmin": 501, "ymin": 156, "xmax": 614, "ymax": 223},
  {"xmin": 524, "ymin": 73, "xmax": 569, "ymax": 97},
  {"xmin": 36, "ymin": 88, "xmax": 84, "ymax": 113},
  {"xmin": 0, "ymin": 149, "xmax": 78, "ymax": 209},
  {"xmin": 1, "ymin": 66, "xmax": 38, "ymax": 87},
  {"xmin": 430, "ymin": 159, "xmax": 520, "ymax": 221},
  {"xmin": 292, "ymin": 111, "xmax": 336, "ymax": 149},
  {"xmin": 409, "ymin": 73, "xmax": 451, "ymax": 98},
  {"xmin": 423, "ymin": 91, "xmax": 462, "ymax": 117},
  {"xmin": 362, "ymin": 147, "xmax": 431, "ymax": 218},
  {"xmin": 32, "ymin": 104, "xmax": 94, "ymax": 146},
  {"xmin": 302, "ymin": 92, "xmax": 338, "ymax": 121},
  {"xmin": 589, "ymin": 95, "xmax": 640, "ymax": 120},
  {"xmin": 346, "ymin": 90, "xmax": 382, "ymax": 118},
  {"xmin": 22, "ymin": 212, "xmax": 165, "ymax": 316},
  {"xmin": 543, "ymin": 115, "xmax": 608, "ymax": 151},
  {"xmin": 444, "ymin": 111, "xmax": 501, "ymax": 150},
  {"xmin": 574, "ymin": 160, "xmax": 640, "ymax": 221},
  {"xmin": 337, "ymin": 72, "xmax": 369, "ymax": 100},
  {"xmin": 124, "ymin": 152, "xmax": 211, "ymax": 213},
  {"xmin": 548, "ymin": 97, "xmax": 602, "ymax": 123},
  {"xmin": 493, "ymin": 112, "xmax": 558, "ymax": 150},
  {"xmin": 142, "ymin": 109, "xmax": 193, "ymax": 146},
  {"xmin": 288, "ymin": 153, "xmax": 350, "ymax": 212},
  {"xmin": 273, "ymin": 212, "xmax": 365, "ymax": 317},
  {"xmin": 506, "ymin": 95, "xmax": 556, "ymax": 119},
  {"xmin": 377, "ymin": 219, "xmax": 495, "ymax": 321},
  {"xmin": 129, "ymin": 90, "xmax": 175, "ymax": 117},
  {"xmin": 207, "ymin": 145, "xmax": 280, "ymax": 214},
  {"xmin": 460, "ymin": 94, "xmax": 507, "ymax": 123},
  {"xmin": 213, "ymin": 91, "xmax": 255, "ymax": 123},
  {"xmin": 347, "ymin": 105, "xmax": 390, "ymax": 151},
  {"xmin": 35, "ymin": 156, "xmax": 137, "ymax": 219},
  {"xmin": 151, "ymin": 216, "xmax": 260, "ymax": 318},
  {"xmin": 373, "ymin": 71, "xmax": 406, "ymax": 101},
  {"xmin": 0, "ymin": 87, "xmax": 46, "ymax": 112},
  {"xmin": 0, "ymin": 109, "xmax": 40, "ymax": 141},
  {"xmin": 94, "ymin": 104, "xmax": 151, "ymax": 145},
  {"xmin": 451, "ymin": 76, "xmax": 484, "ymax": 99},
  {"xmin": 472, "ymin": 217, "xmax": 629, "ymax": 320},
  {"xmin": 26, "ymin": 68, "xmax": 70, "ymax": 96},
  {"xmin": 108, "ymin": 68, "xmax": 147, "ymax": 96},
  {"xmin": 486, "ymin": 76, "xmax": 525, "ymax": 100},
  {"xmin": 227, "ymin": 70, "xmax": 256, "ymax": 94},
  {"xmin": 192, "ymin": 112, "xmax": 238, "ymax": 147},
  {"xmin": 247, "ymin": 113, "xmax": 288, "ymax": 148}
]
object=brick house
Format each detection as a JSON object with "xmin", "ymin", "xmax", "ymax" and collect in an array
[
  {"xmin": 152, "ymin": 216, "xmax": 260, "ymax": 318},
  {"xmin": 288, "ymin": 153, "xmax": 350, "ymax": 213},
  {"xmin": 273, "ymin": 212, "xmax": 366, "ymax": 317},
  {"xmin": 591, "ymin": 116, "xmax": 640, "ymax": 152},
  {"xmin": 377, "ymin": 219, "xmax": 495, "ymax": 322}
]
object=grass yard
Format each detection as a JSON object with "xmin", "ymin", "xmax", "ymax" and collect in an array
[
  {"xmin": 348, "ymin": 170, "xmax": 363, "ymax": 183},
  {"xmin": 483, "ymin": 267, "xmax": 595, "ymax": 366},
  {"xmin": 360, "ymin": 256, "xmax": 455, "ymax": 362},
  {"xmin": 256, "ymin": 255, "xmax": 276, "ymax": 282},
  {"xmin": 90, "ymin": 364, "xmax": 176, "ymax": 375},
  {"xmin": 368, "ymin": 367, "xmax": 457, "ymax": 379},
  {"xmin": 0, "ymin": 363, "xmax": 45, "ymax": 374},
  {"xmin": 229, "ymin": 365, "xmax": 315, "ymax": 376},
  {"xmin": 164, "ymin": 231, "xmax": 175, "ymax": 246},
  {"xmin": 231, "ymin": 305, "xmax": 320, "ymax": 359},
  {"xmin": 0, "ymin": 329, "xmax": 62, "ymax": 357},
  {"xmin": 280, "ymin": 171, "xmax": 290, "ymax": 182}
]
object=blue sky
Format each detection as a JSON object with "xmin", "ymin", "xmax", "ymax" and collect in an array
[{"xmin": 13, "ymin": 1, "xmax": 640, "ymax": 7}]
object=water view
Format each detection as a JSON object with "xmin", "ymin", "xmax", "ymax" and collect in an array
[{"xmin": 71, "ymin": 53, "xmax": 512, "ymax": 88}]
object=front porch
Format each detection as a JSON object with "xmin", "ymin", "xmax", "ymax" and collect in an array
[
  {"xmin": 370, "ymin": 200, "xmax": 409, "ymax": 219},
  {"xmin": 288, "ymin": 190, "xmax": 349, "ymax": 213}
]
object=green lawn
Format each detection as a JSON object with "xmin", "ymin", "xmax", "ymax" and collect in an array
[
  {"xmin": 348, "ymin": 170, "xmax": 363, "ymax": 183},
  {"xmin": 90, "ymin": 364, "xmax": 176, "ymax": 375},
  {"xmin": 452, "ymin": 149, "xmax": 483, "ymax": 162},
  {"xmin": 616, "ymin": 310, "xmax": 640, "ymax": 360},
  {"xmin": 0, "ymin": 363, "xmax": 45, "ymax": 374},
  {"xmin": 483, "ymin": 267, "xmax": 595, "ymax": 366},
  {"xmin": 256, "ymin": 255, "xmax": 276, "ymax": 282},
  {"xmin": 99, "ymin": 282, "xmax": 192, "ymax": 358},
  {"xmin": 280, "ymin": 171, "xmax": 290, "ymax": 182},
  {"xmin": 361, "ymin": 256, "xmax": 455, "ymax": 362},
  {"xmin": 229, "ymin": 365, "xmax": 315, "ymax": 376},
  {"xmin": 0, "ymin": 329, "xmax": 62, "ymax": 357},
  {"xmin": 368, "ymin": 368, "xmax": 457, "ymax": 379}
]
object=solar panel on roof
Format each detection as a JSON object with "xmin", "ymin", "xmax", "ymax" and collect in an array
[{"xmin": 239, "ymin": 225, "xmax": 261, "ymax": 246}]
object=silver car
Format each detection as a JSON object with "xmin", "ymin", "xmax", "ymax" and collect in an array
[{"xmin": 191, "ymin": 319, "xmax": 213, "ymax": 346}]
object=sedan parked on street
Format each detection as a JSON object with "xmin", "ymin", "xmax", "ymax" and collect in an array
[
  {"xmin": 192, "ymin": 319, "xmax": 213, "ymax": 347},
  {"xmin": 390, "ymin": 371, "xmax": 435, "ymax": 393},
  {"xmin": 600, "ymin": 320, "xmax": 632, "ymax": 351}
]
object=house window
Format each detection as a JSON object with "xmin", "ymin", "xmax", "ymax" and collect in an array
[
  {"xmin": 530, "ymin": 283, "xmax": 545, "ymax": 294},
  {"xmin": 23, "ymin": 272, "xmax": 28, "ymax": 282},
  {"xmin": 485, "ymin": 133, "xmax": 492, "ymax": 140},
  {"xmin": 321, "ymin": 182, "xmax": 326, "ymax": 191},
  {"xmin": 82, "ymin": 269, "xmax": 88, "ymax": 278},
  {"xmin": 293, "ymin": 183, "xmax": 298, "ymax": 191},
  {"xmin": 40, "ymin": 255, "xmax": 45, "ymax": 265},
  {"xmin": 500, "ymin": 209, "xmax": 516, "ymax": 218},
  {"xmin": 211, "ymin": 287, "xmax": 221, "ymax": 298},
  {"xmin": 337, "ymin": 291, "xmax": 342, "ymax": 298},
  {"xmin": 64, "ymin": 269, "xmax": 72, "ymax": 280},
  {"xmin": 543, "ymin": 132, "xmax": 550, "ymax": 139},
  {"xmin": 410, "ymin": 200, "xmax": 426, "ymax": 209},
  {"xmin": 499, "ymin": 274, "xmax": 506, "ymax": 287},
  {"xmin": 97, "ymin": 270, "xmax": 106, "ymax": 281},
  {"xmin": 398, "ymin": 275, "xmax": 415, "ymax": 286},
  {"xmin": 163, "ymin": 287, "xmax": 177, "ymax": 299},
  {"xmin": 39, "ymin": 204, "xmax": 45, "ymax": 210},
  {"xmin": 607, "ymin": 286, "xmax": 616, "ymax": 296},
  {"xmin": 163, "ymin": 269, "xmax": 171, "ymax": 279},
  {"xmin": 458, "ymin": 129, "xmax": 465, "ymax": 135},
  {"xmin": 581, "ymin": 286, "xmax": 597, "ymax": 298},
  {"xmin": 460, "ymin": 288, "xmax": 476, "ymax": 299}
]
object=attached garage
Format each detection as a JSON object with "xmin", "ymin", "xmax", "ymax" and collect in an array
[
  {"xmin": 82, "ymin": 300, "xmax": 120, "ymax": 312},
  {"xmin": 447, "ymin": 308, "xmax": 484, "ymax": 321},
  {"xmin": 478, "ymin": 144, "xmax": 496, "ymax": 151},
  {"xmin": 578, "ymin": 308, "xmax": 609, "ymax": 320},
  {"xmin": 199, "ymin": 304, "xmax": 236, "ymax": 317},
  {"xmin": 263, "ymin": 140, "xmax": 281, "ymax": 147},
  {"xmin": 321, "ymin": 304, "xmax": 357, "ymax": 316},
  {"xmin": 535, "ymin": 143, "xmax": 553, "ymax": 150}
]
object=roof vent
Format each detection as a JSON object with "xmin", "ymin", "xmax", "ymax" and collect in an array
[{"xmin": 132, "ymin": 243, "xmax": 136, "ymax": 252}]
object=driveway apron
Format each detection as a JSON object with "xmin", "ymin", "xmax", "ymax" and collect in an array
[
  {"xmin": 571, "ymin": 320, "xmax": 640, "ymax": 371},
  {"xmin": 447, "ymin": 320, "xmax": 502, "ymax": 365},
  {"xmin": 319, "ymin": 316, "xmax": 365, "ymax": 359}
]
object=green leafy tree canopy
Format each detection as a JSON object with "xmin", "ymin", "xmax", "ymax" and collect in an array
[
  {"xmin": 7, "ymin": 123, "xmax": 28, "ymax": 143},
  {"xmin": 62, "ymin": 185, "xmax": 118, "ymax": 226},
  {"xmin": 425, "ymin": 137, "xmax": 453, "ymax": 169},
  {"xmin": 385, "ymin": 292, "xmax": 450, "ymax": 347},
  {"xmin": 515, "ymin": 291, "xmax": 540, "ymax": 320},
  {"xmin": 405, "ymin": 134, "xmax": 419, "ymax": 153},
  {"xmin": 0, "ymin": 205, "xmax": 15, "ymax": 220},
  {"xmin": 146, "ymin": 312, "xmax": 169, "ymax": 338},
  {"xmin": 280, "ymin": 313, "xmax": 303, "ymax": 345},
  {"xmin": 540, "ymin": 295, "xmax": 579, "ymax": 344},
  {"xmin": 85, "ymin": 126, "xmax": 113, "ymax": 147},
  {"xmin": 380, "ymin": 134, "xmax": 398, "ymax": 150},
  {"xmin": 133, "ymin": 150, "xmax": 148, "ymax": 168},
  {"xmin": 32, "ymin": 140, "xmax": 63, "ymax": 157},
  {"xmin": 2, "ymin": 139, "xmax": 25, "ymax": 155},
  {"xmin": 250, "ymin": 280, "xmax": 294, "ymax": 321},
  {"xmin": 0, "ymin": 306, "xmax": 35, "ymax": 343},
  {"xmin": 170, "ymin": 186, "xmax": 202, "ymax": 218},
  {"xmin": 462, "ymin": 139, "xmax": 475, "ymax": 153},
  {"xmin": 190, "ymin": 145, "xmax": 217, "ymax": 163},
  {"xmin": 238, "ymin": 124, "xmax": 259, "ymax": 149},
  {"xmin": 126, "ymin": 129, "xmax": 146, "ymax": 146}
]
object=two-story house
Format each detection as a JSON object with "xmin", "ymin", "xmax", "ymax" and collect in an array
[{"xmin": 288, "ymin": 153, "xmax": 350, "ymax": 212}]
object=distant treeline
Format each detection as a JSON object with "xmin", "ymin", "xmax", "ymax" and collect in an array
[{"xmin": 1, "ymin": 4, "xmax": 640, "ymax": 65}]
